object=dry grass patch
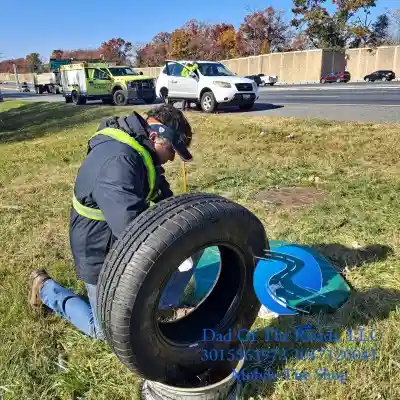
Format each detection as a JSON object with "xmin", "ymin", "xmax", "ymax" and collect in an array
[{"xmin": 0, "ymin": 101, "xmax": 400, "ymax": 399}]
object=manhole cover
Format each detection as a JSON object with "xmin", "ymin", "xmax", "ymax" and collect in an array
[{"xmin": 255, "ymin": 186, "xmax": 326, "ymax": 208}]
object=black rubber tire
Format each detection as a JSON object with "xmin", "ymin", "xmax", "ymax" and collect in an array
[
  {"xmin": 65, "ymin": 96, "xmax": 72, "ymax": 104},
  {"xmin": 143, "ymin": 96, "xmax": 156, "ymax": 104},
  {"xmin": 97, "ymin": 193, "xmax": 268, "ymax": 384},
  {"xmin": 160, "ymin": 87, "xmax": 169, "ymax": 104},
  {"xmin": 200, "ymin": 91, "xmax": 217, "ymax": 113},
  {"xmin": 72, "ymin": 91, "xmax": 86, "ymax": 105},
  {"xmin": 239, "ymin": 103, "xmax": 255, "ymax": 111},
  {"xmin": 113, "ymin": 89, "xmax": 128, "ymax": 106}
]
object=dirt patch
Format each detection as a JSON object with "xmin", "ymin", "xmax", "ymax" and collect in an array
[{"xmin": 255, "ymin": 186, "xmax": 327, "ymax": 209}]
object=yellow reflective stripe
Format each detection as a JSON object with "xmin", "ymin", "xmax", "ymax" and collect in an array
[
  {"xmin": 72, "ymin": 193, "xmax": 106, "ymax": 221},
  {"xmin": 72, "ymin": 127, "xmax": 158, "ymax": 222},
  {"xmin": 94, "ymin": 127, "xmax": 156, "ymax": 201}
]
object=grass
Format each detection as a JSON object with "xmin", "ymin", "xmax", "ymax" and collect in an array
[{"xmin": 0, "ymin": 99, "xmax": 400, "ymax": 399}]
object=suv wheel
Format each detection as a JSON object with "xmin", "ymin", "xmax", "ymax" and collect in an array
[
  {"xmin": 200, "ymin": 91, "xmax": 217, "ymax": 113},
  {"xmin": 160, "ymin": 88, "xmax": 169, "ymax": 104}
]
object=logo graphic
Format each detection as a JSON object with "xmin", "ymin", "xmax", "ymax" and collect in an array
[{"xmin": 253, "ymin": 245, "xmax": 325, "ymax": 316}]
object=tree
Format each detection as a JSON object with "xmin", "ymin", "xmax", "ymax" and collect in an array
[
  {"xmin": 216, "ymin": 24, "xmax": 237, "ymax": 59},
  {"xmin": 369, "ymin": 14, "xmax": 390, "ymax": 46},
  {"xmin": 169, "ymin": 28, "xmax": 190, "ymax": 59},
  {"xmin": 291, "ymin": 0, "xmax": 377, "ymax": 49},
  {"xmin": 290, "ymin": 33, "xmax": 312, "ymax": 51},
  {"xmin": 387, "ymin": 9, "xmax": 400, "ymax": 44},
  {"xmin": 237, "ymin": 7, "xmax": 292, "ymax": 57},
  {"xmin": 100, "ymin": 38, "xmax": 133, "ymax": 64},
  {"xmin": 26, "ymin": 52, "xmax": 42, "ymax": 72}
]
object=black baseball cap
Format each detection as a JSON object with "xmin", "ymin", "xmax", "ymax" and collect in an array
[{"xmin": 148, "ymin": 120, "xmax": 193, "ymax": 162}]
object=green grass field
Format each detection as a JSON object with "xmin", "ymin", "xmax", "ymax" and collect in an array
[{"xmin": 0, "ymin": 100, "xmax": 399, "ymax": 400}]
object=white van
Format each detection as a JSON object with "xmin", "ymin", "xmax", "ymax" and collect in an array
[{"xmin": 155, "ymin": 60, "xmax": 259, "ymax": 113}]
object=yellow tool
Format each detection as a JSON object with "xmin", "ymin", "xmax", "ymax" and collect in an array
[{"xmin": 181, "ymin": 161, "xmax": 188, "ymax": 192}]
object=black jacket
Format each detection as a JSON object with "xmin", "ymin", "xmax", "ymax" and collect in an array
[{"xmin": 69, "ymin": 112, "xmax": 173, "ymax": 285}]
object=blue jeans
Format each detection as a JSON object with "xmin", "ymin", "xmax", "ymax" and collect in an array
[
  {"xmin": 39, "ymin": 252, "xmax": 203, "ymax": 339},
  {"xmin": 40, "ymin": 280, "xmax": 105, "ymax": 339}
]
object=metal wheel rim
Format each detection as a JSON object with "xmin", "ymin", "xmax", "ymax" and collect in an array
[
  {"xmin": 202, "ymin": 95, "xmax": 212, "ymax": 110},
  {"xmin": 116, "ymin": 93, "xmax": 124, "ymax": 104}
]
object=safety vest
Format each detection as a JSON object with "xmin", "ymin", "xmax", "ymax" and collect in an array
[
  {"xmin": 72, "ymin": 127, "xmax": 157, "ymax": 221},
  {"xmin": 181, "ymin": 64, "xmax": 198, "ymax": 77}
]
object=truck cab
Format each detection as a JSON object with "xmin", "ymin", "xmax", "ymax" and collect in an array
[{"xmin": 60, "ymin": 62, "xmax": 156, "ymax": 106}]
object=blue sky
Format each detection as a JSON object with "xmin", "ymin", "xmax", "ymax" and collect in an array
[{"xmin": 0, "ymin": 0, "xmax": 393, "ymax": 60}]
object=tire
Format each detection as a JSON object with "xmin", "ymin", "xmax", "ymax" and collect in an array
[
  {"xmin": 382, "ymin": 77, "xmax": 387, "ymax": 82},
  {"xmin": 365, "ymin": 78, "xmax": 370, "ymax": 82},
  {"xmin": 65, "ymin": 96, "xmax": 72, "ymax": 104},
  {"xmin": 71, "ymin": 91, "xmax": 86, "ymax": 105},
  {"xmin": 97, "ymin": 193, "xmax": 268, "ymax": 384},
  {"xmin": 113, "ymin": 89, "xmax": 128, "ymax": 106},
  {"xmin": 143, "ymin": 96, "xmax": 156, "ymax": 104},
  {"xmin": 160, "ymin": 87, "xmax": 169, "ymax": 104},
  {"xmin": 270, "ymin": 83, "xmax": 275, "ymax": 86},
  {"xmin": 321, "ymin": 79, "xmax": 326, "ymax": 84},
  {"xmin": 336, "ymin": 78, "xmax": 341, "ymax": 83},
  {"xmin": 239, "ymin": 102, "xmax": 255, "ymax": 111},
  {"xmin": 200, "ymin": 91, "xmax": 217, "ymax": 113}
]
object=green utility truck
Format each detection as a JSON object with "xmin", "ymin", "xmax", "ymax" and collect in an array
[{"xmin": 60, "ymin": 61, "xmax": 156, "ymax": 105}]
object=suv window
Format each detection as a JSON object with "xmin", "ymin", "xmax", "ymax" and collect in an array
[
  {"xmin": 94, "ymin": 69, "xmax": 109, "ymax": 80},
  {"xmin": 169, "ymin": 62, "xmax": 184, "ymax": 77}
]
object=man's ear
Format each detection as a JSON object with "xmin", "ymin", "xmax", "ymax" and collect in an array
[{"xmin": 149, "ymin": 131, "xmax": 158, "ymax": 142}]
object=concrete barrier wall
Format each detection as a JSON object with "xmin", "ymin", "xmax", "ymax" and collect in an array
[
  {"xmin": 2, "ymin": 46, "xmax": 399, "ymax": 84},
  {"xmin": 345, "ymin": 46, "xmax": 400, "ymax": 81},
  {"xmin": 0, "ymin": 72, "xmax": 34, "ymax": 83},
  {"xmin": 135, "ymin": 49, "xmax": 327, "ymax": 83}
]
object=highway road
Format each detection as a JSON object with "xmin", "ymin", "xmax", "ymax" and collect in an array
[{"xmin": 2, "ymin": 81, "xmax": 400, "ymax": 123}]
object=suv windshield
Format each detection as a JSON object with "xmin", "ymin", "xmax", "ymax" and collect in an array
[
  {"xmin": 198, "ymin": 63, "xmax": 234, "ymax": 77},
  {"xmin": 108, "ymin": 67, "xmax": 138, "ymax": 76}
]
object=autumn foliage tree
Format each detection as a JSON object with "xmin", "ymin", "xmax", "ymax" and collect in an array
[
  {"xmin": 26, "ymin": 52, "xmax": 42, "ymax": 72},
  {"xmin": 291, "ymin": 0, "xmax": 382, "ymax": 49},
  {"xmin": 237, "ymin": 7, "xmax": 292, "ymax": 56},
  {"xmin": 100, "ymin": 37, "xmax": 133, "ymax": 64}
]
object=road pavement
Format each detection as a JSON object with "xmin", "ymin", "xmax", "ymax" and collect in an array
[{"xmin": 2, "ymin": 82, "xmax": 400, "ymax": 123}]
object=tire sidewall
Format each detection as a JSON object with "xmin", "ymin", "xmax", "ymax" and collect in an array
[
  {"xmin": 201, "ymin": 91, "xmax": 216, "ymax": 113},
  {"xmin": 72, "ymin": 91, "xmax": 79, "ymax": 104},
  {"xmin": 113, "ymin": 90, "xmax": 127, "ymax": 106},
  {"xmin": 98, "ymin": 194, "xmax": 267, "ymax": 382},
  {"xmin": 112, "ymin": 217, "xmax": 262, "ymax": 378}
]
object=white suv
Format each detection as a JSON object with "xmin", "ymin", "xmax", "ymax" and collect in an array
[{"xmin": 155, "ymin": 60, "xmax": 259, "ymax": 113}]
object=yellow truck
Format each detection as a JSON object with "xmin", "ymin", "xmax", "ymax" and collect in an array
[{"xmin": 60, "ymin": 61, "xmax": 156, "ymax": 105}]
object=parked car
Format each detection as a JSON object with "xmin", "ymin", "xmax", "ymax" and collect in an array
[
  {"xmin": 155, "ymin": 60, "xmax": 259, "ymax": 113},
  {"xmin": 364, "ymin": 70, "xmax": 395, "ymax": 82},
  {"xmin": 0, "ymin": 88, "xmax": 3, "ymax": 102},
  {"xmin": 258, "ymin": 73, "xmax": 278, "ymax": 86},
  {"xmin": 245, "ymin": 75, "xmax": 263, "ymax": 86},
  {"xmin": 321, "ymin": 71, "xmax": 351, "ymax": 83}
]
